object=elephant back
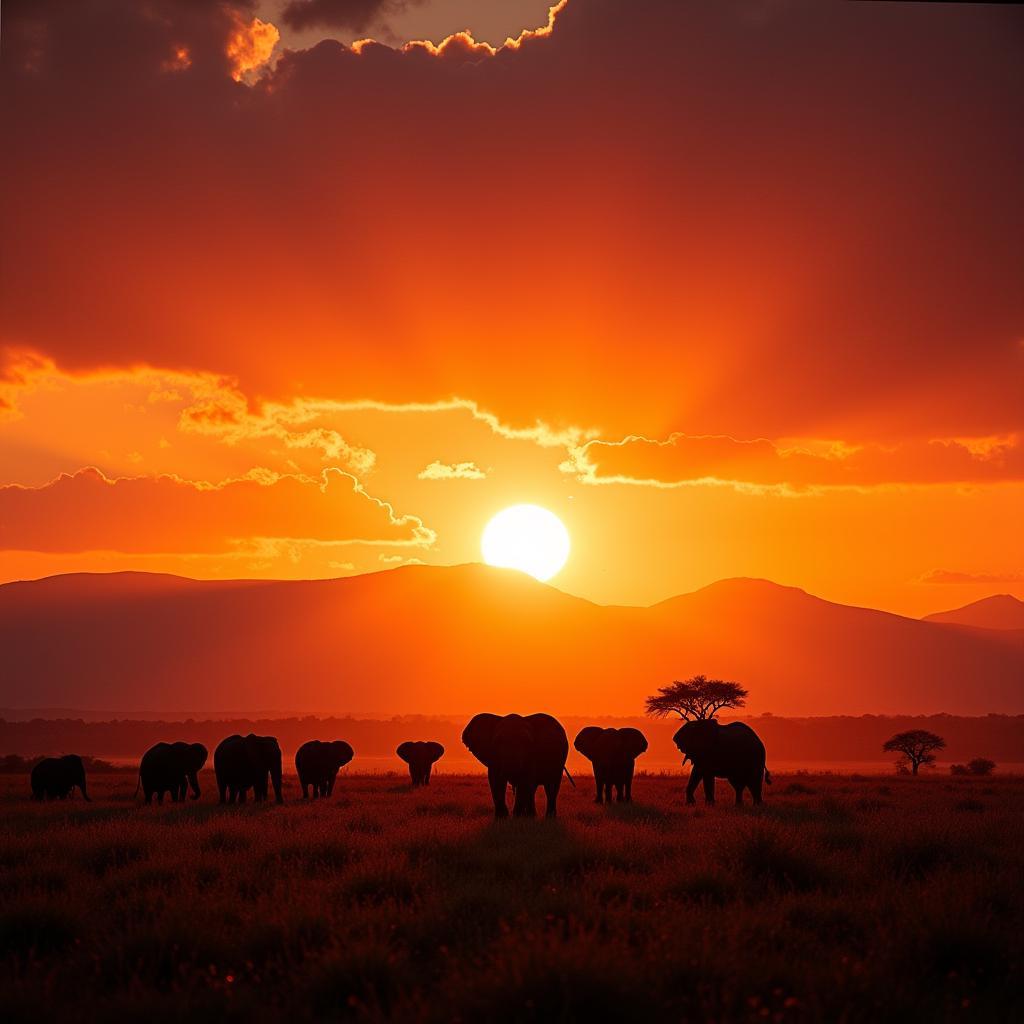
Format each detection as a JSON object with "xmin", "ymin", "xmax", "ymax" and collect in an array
[
  {"xmin": 140, "ymin": 741, "xmax": 171, "ymax": 767},
  {"xmin": 719, "ymin": 721, "xmax": 766, "ymax": 756},
  {"xmin": 524, "ymin": 713, "xmax": 569, "ymax": 761},
  {"xmin": 214, "ymin": 734, "xmax": 245, "ymax": 767}
]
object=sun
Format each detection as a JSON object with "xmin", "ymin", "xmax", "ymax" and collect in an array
[{"xmin": 481, "ymin": 504, "xmax": 570, "ymax": 582}]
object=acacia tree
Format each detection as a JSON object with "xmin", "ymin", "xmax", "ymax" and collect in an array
[
  {"xmin": 645, "ymin": 674, "xmax": 749, "ymax": 720},
  {"xmin": 882, "ymin": 729, "xmax": 946, "ymax": 775}
]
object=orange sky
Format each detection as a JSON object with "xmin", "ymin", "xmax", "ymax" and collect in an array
[{"xmin": 1, "ymin": 0, "xmax": 1022, "ymax": 617}]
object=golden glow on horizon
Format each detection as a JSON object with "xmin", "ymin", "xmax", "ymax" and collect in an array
[{"xmin": 481, "ymin": 504, "xmax": 570, "ymax": 582}]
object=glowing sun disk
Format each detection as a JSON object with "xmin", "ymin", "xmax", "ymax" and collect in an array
[{"xmin": 481, "ymin": 504, "xmax": 570, "ymax": 582}]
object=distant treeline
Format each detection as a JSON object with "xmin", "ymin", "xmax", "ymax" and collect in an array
[
  {"xmin": 0, "ymin": 753, "xmax": 132, "ymax": 774},
  {"xmin": 1, "ymin": 713, "xmax": 1021, "ymax": 766}
]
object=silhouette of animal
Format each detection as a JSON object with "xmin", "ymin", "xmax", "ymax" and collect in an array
[
  {"xmin": 295, "ymin": 739, "xmax": 354, "ymax": 798},
  {"xmin": 462, "ymin": 713, "xmax": 570, "ymax": 818},
  {"xmin": 573, "ymin": 726, "xmax": 648, "ymax": 803},
  {"xmin": 673, "ymin": 719, "xmax": 771, "ymax": 806},
  {"xmin": 30, "ymin": 755, "xmax": 91, "ymax": 801},
  {"xmin": 396, "ymin": 741, "xmax": 444, "ymax": 786},
  {"xmin": 137, "ymin": 741, "xmax": 208, "ymax": 804},
  {"xmin": 214, "ymin": 734, "xmax": 283, "ymax": 804}
]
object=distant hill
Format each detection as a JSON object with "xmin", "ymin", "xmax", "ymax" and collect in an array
[
  {"xmin": 923, "ymin": 594, "xmax": 1024, "ymax": 631},
  {"xmin": 1, "ymin": 567, "xmax": 1022, "ymax": 716}
]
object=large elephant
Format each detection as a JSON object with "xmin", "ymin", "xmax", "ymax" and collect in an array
[
  {"xmin": 396, "ymin": 741, "xmax": 444, "ymax": 786},
  {"xmin": 295, "ymin": 739, "xmax": 354, "ymax": 798},
  {"xmin": 138, "ymin": 741, "xmax": 208, "ymax": 804},
  {"xmin": 31, "ymin": 755, "xmax": 91, "ymax": 801},
  {"xmin": 573, "ymin": 726, "xmax": 648, "ymax": 803},
  {"xmin": 462, "ymin": 713, "xmax": 570, "ymax": 818},
  {"xmin": 214, "ymin": 734, "xmax": 283, "ymax": 804},
  {"xmin": 673, "ymin": 719, "xmax": 771, "ymax": 806}
]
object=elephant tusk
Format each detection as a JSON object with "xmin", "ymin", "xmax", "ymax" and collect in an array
[{"xmin": 681, "ymin": 754, "xmax": 689, "ymax": 767}]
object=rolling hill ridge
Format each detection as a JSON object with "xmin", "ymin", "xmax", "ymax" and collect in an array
[
  {"xmin": 1, "ymin": 566, "xmax": 1021, "ymax": 716},
  {"xmin": 922, "ymin": 594, "xmax": 1024, "ymax": 631}
]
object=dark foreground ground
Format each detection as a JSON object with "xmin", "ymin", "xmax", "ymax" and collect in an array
[{"xmin": 2, "ymin": 772, "xmax": 1022, "ymax": 1023}]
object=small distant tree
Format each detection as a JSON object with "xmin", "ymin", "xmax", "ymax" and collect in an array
[
  {"xmin": 882, "ymin": 729, "xmax": 946, "ymax": 775},
  {"xmin": 950, "ymin": 764, "xmax": 969, "ymax": 776},
  {"xmin": 967, "ymin": 757, "xmax": 996, "ymax": 776},
  {"xmin": 645, "ymin": 674, "xmax": 749, "ymax": 720}
]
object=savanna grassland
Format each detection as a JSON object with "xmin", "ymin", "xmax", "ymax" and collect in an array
[{"xmin": 2, "ymin": 772, "xmax": 1022, "ymax": 1023}]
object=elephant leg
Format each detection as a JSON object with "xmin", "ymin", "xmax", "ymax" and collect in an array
[
  {"xmin": 702, "ymin": 774, "xmax": 715, "ymax": 806},
  {"xmin": 425, "ymin": 765, "xmax": 431, "ymax": 785},
  {"xmin": 750, "ymin": 775, "xmax": 763, "ymax": 805},
  {"xmin": 732, "ymin": 779, "xmax": 744, "ymax": 806},
  {"xmin": 544, "ymin": 777, "xmax": 561, "ymax": 818},
  {"xmin": 686, "ymin": 767, "xmax": 701, "ymax": 805},
  {"xmin": 238, "ymin": 787, "xmax": 246, "ymax": 804},
  {"xmin": 594, "ymin": 769, "xmax": 604, "ymax": 803},
  {"xmin": 513, "ymin": 783, "xmax": 537, "ymax": 817},
  {"xmin": 624, "ymin": 763, "xmax": 635, "ymax": 802},
  {"xmin": 488, "ymin": 768, "xmax": 509, "ymax": 818},
  {"xmin": 145, "ymin": 788, "xmax": 153, "ymax": 805}
]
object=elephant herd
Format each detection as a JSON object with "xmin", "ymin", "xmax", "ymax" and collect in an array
[{"xmin": 28, "ymin": 715, "xmax": 771, "ymax": 817}]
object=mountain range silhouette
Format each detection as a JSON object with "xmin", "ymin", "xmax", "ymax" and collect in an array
[{"xmin": 1, "ymin": 566, "xmax": 1020, "ymax": 716}]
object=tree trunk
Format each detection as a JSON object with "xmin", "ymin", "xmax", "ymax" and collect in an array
[{"xmin": 911, "ymin": 760, "xmax": 919, "ymax": 775}]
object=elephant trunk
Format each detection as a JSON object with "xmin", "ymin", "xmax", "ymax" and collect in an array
[
  {"xmin": 79, "ymin": 776, "xmax": 91, "ymax": 802},
  {"xmin": 188, "ymin": 771, "xmax": 201, "ymax": 800},
  {"xmin": 271, "ymin": 761, "xmax": 283, "ymax": 804}
]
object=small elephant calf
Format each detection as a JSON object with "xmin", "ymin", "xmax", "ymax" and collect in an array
[{"xmin": 295, "ymin": 739, "xmax": 354, "ymax": 799}]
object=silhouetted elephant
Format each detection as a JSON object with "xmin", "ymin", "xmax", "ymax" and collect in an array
[
  {"xmin": 31, "ymin": 755, "xmax": 91, "ymax": 801},
  {"xmin": 295, "ymin": 739, "xmax": 354, "ymax": 798},
  {"xmin": 214, "ymin": 734, "xmax": 283, "ymax": 804},
  {"xmin": 138, "ymin": 741, "xmax": 208, "ymax": 804},
  {"xmin": 573, "ymin": 726, "xmax": 648, "ymax": 803},
  {"xmin": 673, "ymin": 719, "xmax": 771, "ymax": 806},
  {"xmin": 396, "ymin": 741, "xmax": 444, "ymax": 786},
  {"xmin": 463, "ymin": 713, "xmax": 570, "ymax": 818}
]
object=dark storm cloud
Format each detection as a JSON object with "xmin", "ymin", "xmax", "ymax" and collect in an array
[{"xmin": 1, "ymin": 0, "xmax": 1022, "ymax": 440}]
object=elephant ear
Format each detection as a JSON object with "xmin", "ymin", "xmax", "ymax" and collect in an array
[
  {"xmin": 573, "ymin": 726, "xmax": 604, "ymax": 760},
  {"xmin": 462, "ymin": 713, "xmax": 502, "ymax": 766},
  {"xmin": 426, "ymin": 742, "xmax": 444, "ymax": 762},
  {"xmin": 396, "ymin": 742, "xmax": 415, "ymax": 762},
  {"xmin": 335, "ymin": 741, "xmax": 354, "ymax": 766},
  {"xmin": 190, "ymin": 744, "xmax": 209, "ymax": 770},
  {"xmin": 619, "ymin": 728, "xmax": 649, "ymax": 757},
  {"xmin": 672, "ymin": 723, "xmax": 689, "ymax": 750}
]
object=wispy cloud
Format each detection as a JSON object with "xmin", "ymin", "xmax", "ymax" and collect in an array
[{"xmin": 417, "ymin": 461, "xmax": 486, "ymax": 481}]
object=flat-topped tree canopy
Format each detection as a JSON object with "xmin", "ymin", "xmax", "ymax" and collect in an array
[{"xmin": 646, "ymin": 675, "xmax": 749, "ymax": 721}]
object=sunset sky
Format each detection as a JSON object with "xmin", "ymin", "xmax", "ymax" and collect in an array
[{"xmin": 1, "ymin": 0, "xmax": 1022, "ymax": 617}]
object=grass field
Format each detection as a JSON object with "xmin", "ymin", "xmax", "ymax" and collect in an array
[{"xmin": 2, "ymin": 771, "xmax": 1021, "ymax": 1022}]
